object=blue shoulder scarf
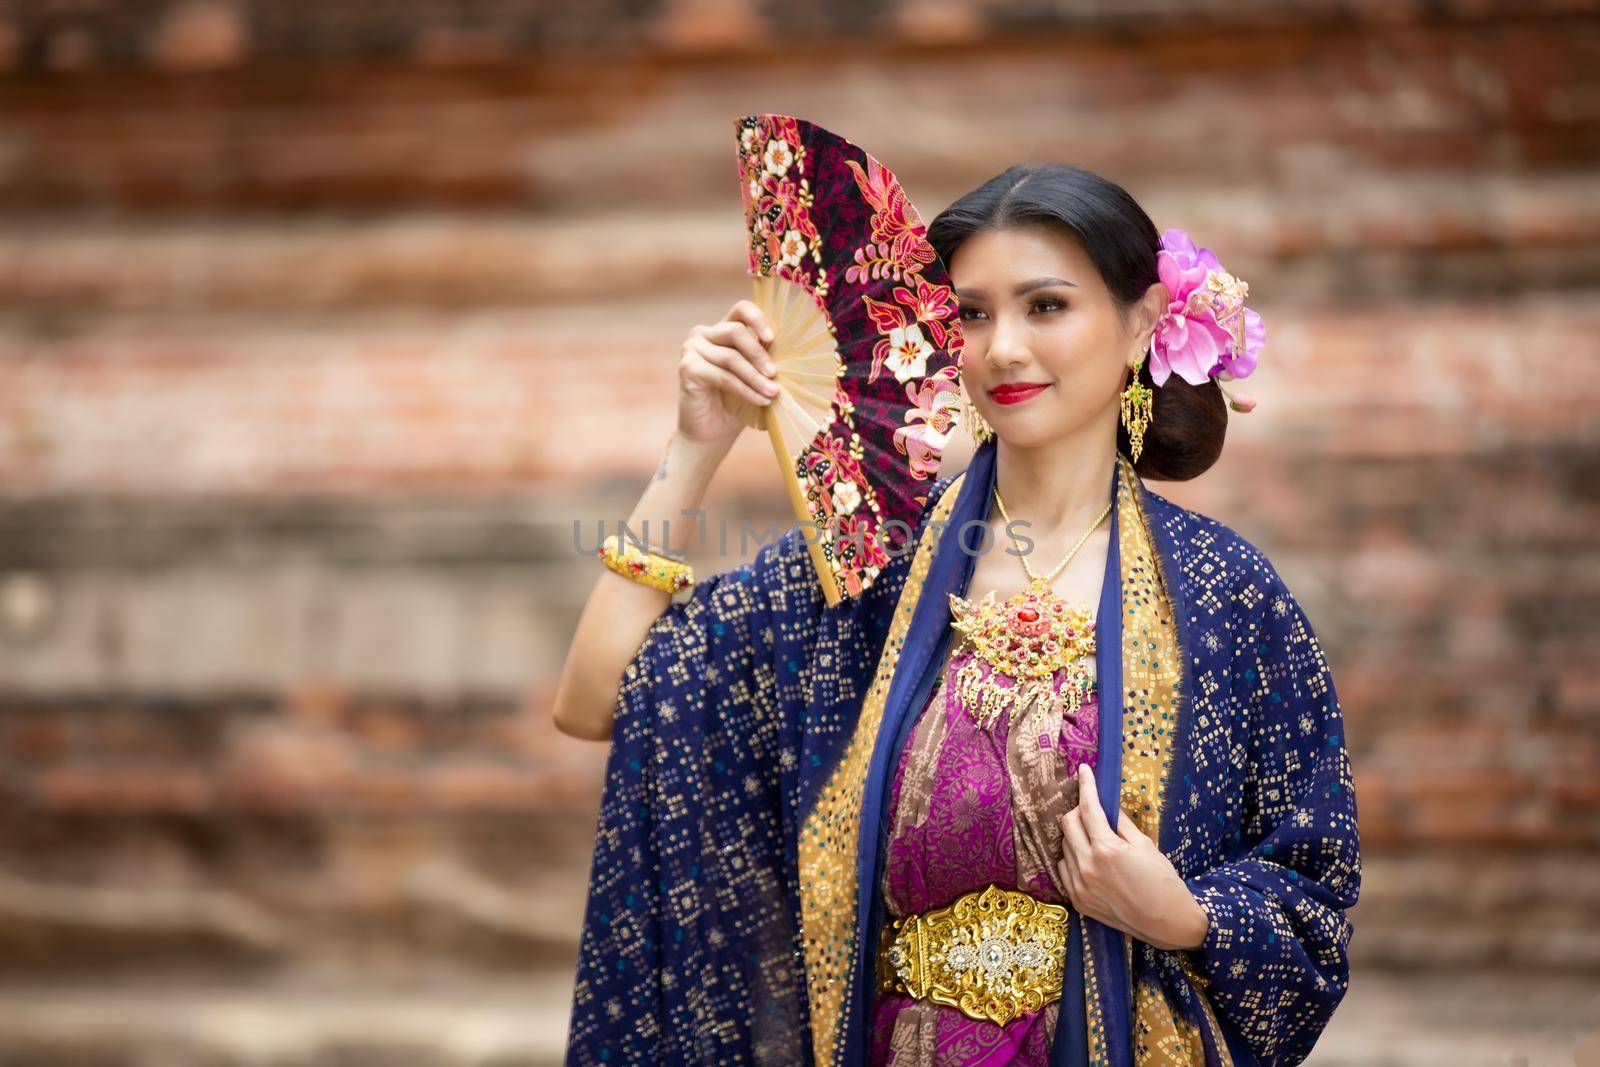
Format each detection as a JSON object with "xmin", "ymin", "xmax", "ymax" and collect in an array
[{"xmin": 564, "ymin": 438, "xmax": 1361, "ymax": 1067}]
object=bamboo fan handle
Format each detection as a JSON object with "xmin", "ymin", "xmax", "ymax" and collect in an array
[
  {"xmin": 760, "ymin": 403, "xmax": 842, "ymax": 608},
  {"xmin": 719, "ymin": 275, "xmax": 844, "ymax": 607}
]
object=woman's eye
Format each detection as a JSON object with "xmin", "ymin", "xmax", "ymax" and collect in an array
[{"xmin": 956, "ymin": 301, "xmax": 1061, "ymax": 321}]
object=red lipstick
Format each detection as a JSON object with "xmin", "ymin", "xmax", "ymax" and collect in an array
[{"xmin": 988, "ymin": 382, "xmax": 1050, "ymax": 406}]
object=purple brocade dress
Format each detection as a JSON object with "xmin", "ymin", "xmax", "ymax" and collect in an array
[{"xmin": 869, "ymin": 633, "xmax": 1101, "ymax": 1067}]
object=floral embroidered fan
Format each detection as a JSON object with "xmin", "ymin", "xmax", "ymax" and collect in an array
[{"xmin": 731, "ymin": 113, "xmax": 964, "ymax": 606}]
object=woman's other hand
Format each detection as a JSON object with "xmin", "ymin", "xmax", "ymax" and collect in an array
[{"xmin": 1058, "ymin": 763, "xmax": 1210, "ymax": 951}]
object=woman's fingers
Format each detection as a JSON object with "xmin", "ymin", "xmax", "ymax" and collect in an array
[
  {"xmin": 681, "ymin": 342, "xmax": 774, "ymax": 408},
  {"xmin": 1058, "ymin": 808, "xmax": 1092, "ymax": 916},
  {"xmin": 689, "ymin": 326, "xmax": 780, "ymax": 400},
  {"xmin": 1075, "ymin": 763, "xmax": 1121, "ymax": 847},
  {"xmin": 1060, "ymin": 806, "xmax": 1091, "ymax": 876},
  {"xmin": 709, "ymin": 305, "xmax": 780, "ymax": 377},
  {"xmin": 725, "ymin": 298, "xmax": 777, "ymax": 350},
  {"xmin": 681, "ymin": 335, "xmax": 774, "ymax": 403},
  {"xmin": 1057, "ymin": 855, "xmax": 1081, "ymax": 902},
  {"xmin": 672, "ymin": 298, "xmax": 787, "ymax": 444}
]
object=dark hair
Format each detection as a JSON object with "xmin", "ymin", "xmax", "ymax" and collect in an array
[{"xmin": 927, "ymin": 164, "xmax": 1227, "ymax": 481}]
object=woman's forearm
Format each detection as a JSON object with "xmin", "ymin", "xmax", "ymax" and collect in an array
[
  {"xmin": 551, "ymin": 431, "xmax": 733, "ymax": 741},
  {"xmin": 555, "ymin": 294, "xmax": 779, "ymax": 741}
]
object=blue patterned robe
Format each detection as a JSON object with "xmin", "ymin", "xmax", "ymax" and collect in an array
[{"xmin": 564, "ymin": 439, "xmax": 1360, "ymax": 1066}]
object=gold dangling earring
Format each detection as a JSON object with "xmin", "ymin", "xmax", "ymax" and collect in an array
[
  {"xmin": 1120, "ymin": 341, "xmax": 1155, "ymax": 464},
  {"xmin": 960, "ymin": 380, "xmax": 995, "ymax": 444}
]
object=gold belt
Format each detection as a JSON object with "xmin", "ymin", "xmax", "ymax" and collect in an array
[{"xmin": 876, "ymin": 883, "xmax": 1069, "ymax": 1026}]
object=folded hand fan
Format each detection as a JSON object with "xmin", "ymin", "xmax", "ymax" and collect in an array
[{"xmin": 729, "ymin": 113, "xmax": 965, "ymax": 606}]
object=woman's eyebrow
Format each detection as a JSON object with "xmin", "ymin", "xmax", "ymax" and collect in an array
[{"xmin": 953, "ymin": 277, "xmax": 1078, "ymax": 299}]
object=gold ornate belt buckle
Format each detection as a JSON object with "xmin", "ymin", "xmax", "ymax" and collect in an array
[{"xmin": 876, "ymin": 883, "xmax": 1069, "ymax": 1026}]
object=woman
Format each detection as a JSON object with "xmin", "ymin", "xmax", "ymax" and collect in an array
[{"xmin": 556, "ymin": 164, "xmax": 1360, "ymax": 1067}]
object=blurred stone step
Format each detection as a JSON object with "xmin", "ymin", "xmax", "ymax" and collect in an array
[
  {"xmin": 0, "ymin": 855, "xmax": 592, "ymax": 978},
  {"xmin": 4, "ymin": 172, "xmax": 1599, "ymax": 311},
  {"xmin": 0, "ymin": 978, "xmax": 573, "ymax": 1067},
  {"xmin": 0, "ymin": 967, "xmax": 1591, "ymax": 1067},
  {"xmin": 1306, "ymin": 968, "xmax": 1597, "ymax": 1067}
]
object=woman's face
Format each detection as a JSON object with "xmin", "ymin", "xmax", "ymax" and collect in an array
[{"xmin": 949, "ymin": 224, "xmax": 1162, "ymax": 451}]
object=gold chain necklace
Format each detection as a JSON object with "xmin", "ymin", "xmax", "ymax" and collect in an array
[
  {"xmin": 946, "ymin": 485, "xmax": 1111, "ymax": 731},
  {"xmin": 992, "ymin": 489, "xmax": 1112, "ymax": 589}
]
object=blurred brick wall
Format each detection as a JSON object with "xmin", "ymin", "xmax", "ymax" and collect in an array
[{"xmin": 0, "ymin": 1, "xmax": 1597, "ymax": 1064}]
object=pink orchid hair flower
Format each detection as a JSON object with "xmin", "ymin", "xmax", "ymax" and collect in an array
[{"xmin": 1148, "ymin": 228, "xmax": 1265, "ymax": 410}]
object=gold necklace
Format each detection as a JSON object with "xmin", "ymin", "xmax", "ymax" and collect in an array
[
  {"xmin": 946, "ymin": 486, "xmax": 1111, "ymax": 731},
  {"xmin": 992, "ymin": 488, "xmax": 1112, "ymax": 589}
]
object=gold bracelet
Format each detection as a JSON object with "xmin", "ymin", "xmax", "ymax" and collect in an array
[{"xmin": 597, "ymin": 534, "xmax": 695, "ymax": 594}]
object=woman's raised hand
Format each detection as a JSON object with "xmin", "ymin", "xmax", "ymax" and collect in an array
[
  {"xmin": 677, "ymin": 298, "xmax": 782, "ymax": 446},
  {"xmin": 551, "ymin": 300, "xmax": 785, "ymax": 744}
]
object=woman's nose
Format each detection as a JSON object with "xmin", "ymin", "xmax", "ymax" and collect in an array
[{"xmin": 986, "ymin": 323, "xmax": 1030, "ymax": 368}]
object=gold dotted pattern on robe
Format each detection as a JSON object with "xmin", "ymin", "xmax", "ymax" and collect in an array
[{"xmin": 1116, "ymin": 455, "xmax": 1235, "ymax": 1067}]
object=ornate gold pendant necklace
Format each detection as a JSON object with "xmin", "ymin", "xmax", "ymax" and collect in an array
[{"xmin": 946, "ymin": 484, "xmax": 1111, "ymax": 731}]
